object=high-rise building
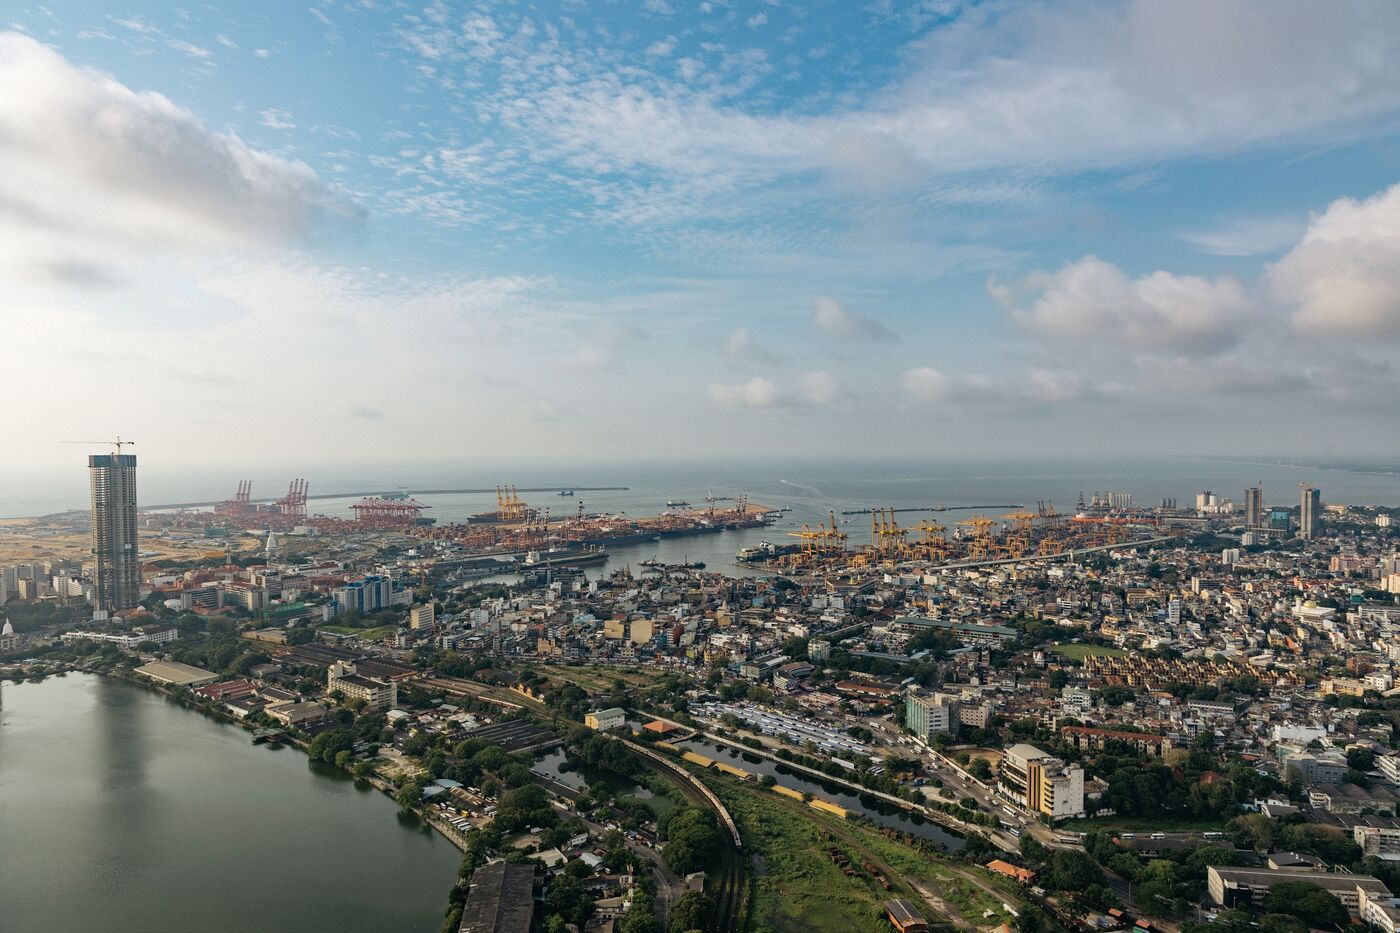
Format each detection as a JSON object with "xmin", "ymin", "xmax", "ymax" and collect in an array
[
  {"xmin": 1300, "ymin": 485, "xmax": 1322, "ymax": 540},
  {"xmin": 1244, "ymin": 484, "xmax": 1263, "ymax": 527},
  {"xmin": 905, "ymin": 690, "xmax": 959, "ymax": 739},
  {"xmin": 89, "ymin": 454, "xmax": 140, "ymax": 612}
]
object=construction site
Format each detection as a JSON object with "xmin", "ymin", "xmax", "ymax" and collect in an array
[{"xmin": 766, "ymin": 499, "xmax": 1174, "ymax": 575}]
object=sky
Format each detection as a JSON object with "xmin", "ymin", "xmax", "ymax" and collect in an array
[{"xmin": 2, "ymin": 0, "xmax": 1399, "ymax": 471}]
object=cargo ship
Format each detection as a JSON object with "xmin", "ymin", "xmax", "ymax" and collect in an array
[{"xmin": 519, "ymin": 548, "xmax": 609, "ymax": 570}]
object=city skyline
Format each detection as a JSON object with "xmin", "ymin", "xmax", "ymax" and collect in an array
[{"xmin": 2, "ymin": 1, "xmax": 1399, "ymax": 469}]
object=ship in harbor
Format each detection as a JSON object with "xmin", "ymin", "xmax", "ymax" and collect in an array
[
  {"xmin": 666, "ymin": 499, "xmax": 691, "ymax": 508},
  {"xmin": 519, "ymin": 547, "xmax": 609, "ymax": 570}
]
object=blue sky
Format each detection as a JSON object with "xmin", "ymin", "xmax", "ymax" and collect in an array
[{"xmin": 3, "ymin": 0, "xmax": 1399, "ymax": 468}]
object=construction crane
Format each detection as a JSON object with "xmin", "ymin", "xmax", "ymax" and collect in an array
[{"xmin": 62, "ymin": 436, "xmax": 135, "ymax": 456}]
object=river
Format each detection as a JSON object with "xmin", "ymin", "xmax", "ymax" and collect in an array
[{"xmin": 0, "ymin": 674, "xmax": 461, "ymax": 933}]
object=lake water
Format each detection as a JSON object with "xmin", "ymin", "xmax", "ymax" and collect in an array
[{"xmin": 0, "ymin": 674, "xmax": 461, "ymax": 933}]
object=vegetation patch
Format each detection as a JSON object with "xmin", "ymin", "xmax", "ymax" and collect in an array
[{"xmin": 1049, "ymin": 643, "xmax": 1129, "ymax": 660}]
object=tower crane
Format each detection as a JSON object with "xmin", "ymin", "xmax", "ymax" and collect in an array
[{"xmin": 62, "ymin": 436, "xmax": 135, "ymax": 456}]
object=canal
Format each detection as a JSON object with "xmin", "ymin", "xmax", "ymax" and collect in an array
[{"xmin": 0, "ymin": 674, "xmax": 461, "ymax": 933}]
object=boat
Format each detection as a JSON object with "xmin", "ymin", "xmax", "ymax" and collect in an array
[
  {"xmin": 520, "ymin": 548, "xmax": 609, "ymax": 569},
  {"xmin": 559, "ymin": 489, "xmax": 574, "ymax": 496},
  {"xmin": 666, "ymin": 500, "xmax": 691, "ymax": 508}
]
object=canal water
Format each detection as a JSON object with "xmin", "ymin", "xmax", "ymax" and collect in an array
[
  {"xmin": 677, "ymin": 736, "xmax": 965, "ymax": 850},
  {"xmin": 532, "ymin": 747, "xmax": 655, "ymax": 800},
  {"xmin": 0, "ymin": 674, "xmax": 461, "ymax": 933}
]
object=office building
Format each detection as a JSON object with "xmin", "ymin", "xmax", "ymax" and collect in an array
[
  {"xmin": 1000, "ymin": 743, "xmax": 1084, "ymax": 819},
  {"xmin": 327, "ymin": 660, "xmax": 398, "ymax": 711},
  {"xmin": 905, "ymin": 690, "xmax": 959, "ymax": 739},
  {"xmin": 1244, "ymin": 484, "xmax": 1263, "ymax": 527},
  {"xmin": 584, "ymin": 707, "xmax": 627, "ymax": 731},
  {"xmin": 1300, "ymin": 485, "xmax": 1322, "ymax": 540},
  {"xmin": 1207, "ymin": 866, "xmax": 1389, "ymax": 912},
  {"xmin": 409, "ymin": 603, "xmax": 436, "ymax": 630},
  {"xmin": 89, "ymin": 453, "xmax": 140, "ymax": 612}
]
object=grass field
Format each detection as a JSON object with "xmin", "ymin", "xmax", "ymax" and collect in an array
[
  {"xmin": 705, "ymin": 771, "xmax": 1023, "ymax": 932},
  {"xmin": 319, "ymin": 625, "xmax": 397, "ymax": 640},
  {"xmin": 715, "ymin": 781, "xmax": 902, "ymax": 933},
  {"xmin": 1050, "ymin": 643, "xmax": 1129, "ymax": 660}
]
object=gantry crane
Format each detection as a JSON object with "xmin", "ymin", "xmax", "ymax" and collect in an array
[
  {"xmin": 956, "ymin": 516, "xmax": 999, "ymax": 560},
  {"xmin": 912, "ymin": 519, "xmax": 950, "ymax": 562}
]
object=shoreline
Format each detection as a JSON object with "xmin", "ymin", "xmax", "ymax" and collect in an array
[{"xmin": 4, "ymin": 665, "xmax": 470, "ymax": 860}]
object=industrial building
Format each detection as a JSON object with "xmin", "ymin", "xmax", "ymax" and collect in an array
[
  {"xmin": 134, "ymin": 660, "xmax": 219, "ymax": 687},
  {"xmin": 883, "ymin": 898, "xmax": 928, "ymax": 933},
  {"xmin": 89, "ymin": 451, "xmax": 141, "ymax": 612},
  {"xmin": 458, "ymin": 863, "xmax": 536, "ymax": 933}
]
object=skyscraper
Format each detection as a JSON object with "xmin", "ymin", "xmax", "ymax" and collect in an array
[
  {"xmin": 1244, "ymin": 484, "xmax": 1263, "ymax": 527},
  {"xmin": 89, "ymin": 454, "xmax": 140, "ymax": 612},
  {"xmin": 1299, "ymin": 485, "xmax": 1322, "ymax": 541}
]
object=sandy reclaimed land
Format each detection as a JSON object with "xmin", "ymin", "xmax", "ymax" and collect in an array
[{"xmin": 0, "ymin": 516, "xmax": 259, "ymax": 566}]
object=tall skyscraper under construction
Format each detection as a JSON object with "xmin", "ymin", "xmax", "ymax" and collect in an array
[
  {"xmin": 1299, "ymin": 485, "xmax": 1322, "ymax": 541},
  {"xmin": 1244, "ymin": 484, "xmax": 1263, "ymax": 527},
  {"xmin": 89, "ymin": 453, "xmax": 140, "ymax": 612}
]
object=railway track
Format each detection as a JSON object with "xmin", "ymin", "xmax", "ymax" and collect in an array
[
  {"xmin": 416, "ymin": 675, "xmax": 747, "ymax": 933},
  {"xmin": 626, "ymin": 749, "xmax": 745, "ymax": 933}
]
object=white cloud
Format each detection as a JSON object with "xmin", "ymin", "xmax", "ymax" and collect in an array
[
  {"xmin": 259, "ymin": 108, "xmax": 296, "ymax": 130},
  {"xmin": 645, "ymin": 36, "xmax": 677, "ymax": 58},
  {"xmin": 723, "ymin": 327, "xmax": 752, "ymax": 356},
  {"xmin": 1272, "ymin": 182, "xmax": 1400, "ymax": 339},
  {"xmin": 707, "ymin": 377, "xmax": 780, "ymax": 407},
  {"xmin": 1180, "ymin": 215, "xmax": 1307, "ymax": 256},
  {"xmin": 811, "ymin": 297, "xmax": 894, "ymax": 340},
  {"xmin": 464, "ymin": 0, "xmax": 1400, "ymax": 208},
  {"xmin": 799, "ymin": 370, "xmax": 841, "ymax": 405},
  {"xmin": 0, "ymin": 32, "xmax": 348, "ymax": 271},
  {"xmin": 995, "ymin": 256, "xmax": 1252, "ymax": 354},
  {"xmin": 901, "ymin": 366, "xmax": 1093, "ymax": 406}
]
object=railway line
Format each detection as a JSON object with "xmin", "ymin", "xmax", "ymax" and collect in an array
[{"xmin": 414, "ymin": 674, "xmax": 747, "ymax": 933}]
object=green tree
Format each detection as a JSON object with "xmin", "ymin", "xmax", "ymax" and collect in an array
[
  {"xmin": 668, "ymin": 890, "xmax": 712, "ymax": 933},
  {"xmin": 1261, "ymin": 881, "xmax": 1348, "ymax": 929}
]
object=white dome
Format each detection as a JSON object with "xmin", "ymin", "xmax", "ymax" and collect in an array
[{"xmin": 2, "ymin": 620, "xmax": 13, "ymax": 636}]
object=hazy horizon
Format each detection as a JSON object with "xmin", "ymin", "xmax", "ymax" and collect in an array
[{"xmin": 3, "ymin": 1, "xmax": 1399, "ymax": 466}]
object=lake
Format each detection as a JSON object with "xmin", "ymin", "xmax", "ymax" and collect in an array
[{"xmin": 0, "ymin": 674, "xmax": 461, "ymax": 933}]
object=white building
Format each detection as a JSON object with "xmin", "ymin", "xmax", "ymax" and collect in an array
[
  {"xmin": 327, "ymin": 660, "xmax": 397, "ymax": 711},
  {"xmin": 585, "ymin": 707, "xmax": 627, "ymax": 731}
]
